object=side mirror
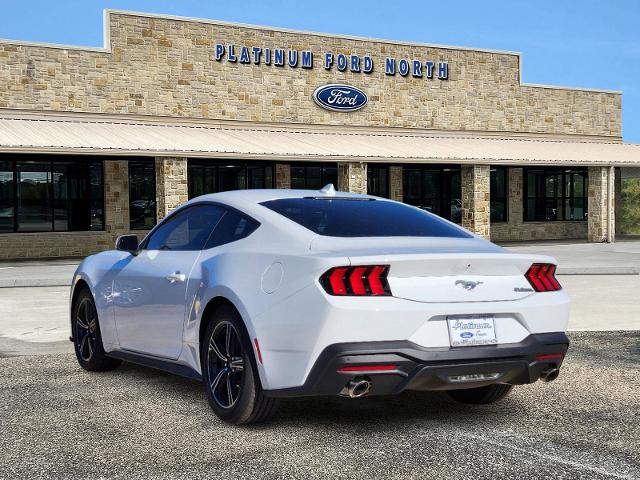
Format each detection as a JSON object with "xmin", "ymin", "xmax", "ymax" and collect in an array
[{"xmin": 115, "ymin": 234, "xmax": 139, "ymax": 254}]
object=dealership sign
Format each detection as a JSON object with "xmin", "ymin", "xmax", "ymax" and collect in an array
[
  {"xmin": 313, "ymin": 84, "xmax": 368, "ymax": 112},
  {"xmin": 214, "ymin": 44, "xmax": 449, "ymax": 80}
]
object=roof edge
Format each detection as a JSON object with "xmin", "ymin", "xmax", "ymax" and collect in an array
[
  {"xmin": 104, "ymin": 9, "xmax": 523, "ymax": 56},
  {"xmin": 0, "ymin": 147, "xmax": 638, "ymax": 168},
  {"xmin": 0, "ymin": 108, "xmax": 624, "ymax": 144}
]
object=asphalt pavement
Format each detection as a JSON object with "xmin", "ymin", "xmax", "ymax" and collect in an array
[{"xmin": 1, "ymin": 331, "xmax": 638, "ymax": 479}]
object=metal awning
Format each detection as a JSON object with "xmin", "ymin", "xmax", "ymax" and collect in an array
[{"xmin": 0, "ymin": 112, "xmax": 639, "ymax": 166}]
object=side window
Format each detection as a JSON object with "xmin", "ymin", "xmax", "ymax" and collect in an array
[
  {"xmin": 205, "ymin": 210, "xmax": 259, "ymax": 249},
  {"xmin": 145, "ymin": 205, "xmax": 225, "ymax": 251}
]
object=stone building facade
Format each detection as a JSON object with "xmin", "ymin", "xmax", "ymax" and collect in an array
[{"xmin": 0, "ymin": 10, "xmax": 636, "ymax": 259}]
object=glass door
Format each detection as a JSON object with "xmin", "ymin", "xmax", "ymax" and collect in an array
[{"xmin": 17, "ymin": 162, "xmax": 52, "ymax": 232}]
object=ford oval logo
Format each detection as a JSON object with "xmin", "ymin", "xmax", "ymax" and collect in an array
[
  {"xmin": 460, "ymin": 332, "xmax": 474, "ymax": 339},
  {"xmin": 312, "ymin": 84, "xmax": 368, "ymax": 112}
]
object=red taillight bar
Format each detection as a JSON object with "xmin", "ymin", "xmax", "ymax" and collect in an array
[
  {"xmin": 320, "ymin": 265, "xmax": 391, "ymax": 296},
  {"xmin": 534, "ymin": 353, "xmax": 565, "ymax": 362},
  {"xmin": 337, "ymin": 365, "xmax": 397, "ymax": 373},
  {"xmin": 525, "ymin": 263, "xmax": 562, "ymax": 292},
  {"xmin": 328, "ymin": 267, "xmax": 349, "ymax": 296},
  {"xmin": 368, "ymin": 265, "xmax": 388, "ymax": 296}
]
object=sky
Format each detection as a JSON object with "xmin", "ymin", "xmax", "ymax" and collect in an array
[{"xmin": 1, "ymin": 0, "xmax": 638, "ymax": 142}]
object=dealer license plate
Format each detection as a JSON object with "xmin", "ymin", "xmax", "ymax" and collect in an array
[{"xmin": 447, "ymin": 315, "xmax": 498, "ymax": 347}]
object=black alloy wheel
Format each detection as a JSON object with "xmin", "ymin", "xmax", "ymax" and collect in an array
[
  {"xmin": 202, "ymin": 305, "xmax": 279, "ymax": 424},
  {"xmin": 75, "ymin": 296, "xmax": 98, "ymax": 362},
  {"xmin": 207, "ymin": 320, "xmax": 245, "ymax": 409}
]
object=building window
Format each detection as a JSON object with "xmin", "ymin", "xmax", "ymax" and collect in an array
[
  {"xmin": 490, "ymin": 167, "xmax": 508, "ymax": 223},
  {"xmin": 187, "ymin": 161, "xmax": 273, "ymax": 199},
  {"xmin": 367, "ymin": 165, "xmax": 389, "ymax": 198},
  {"xmin": 129, "ymin": 160, "xmax": 157, "ymax": 230},
  {"xmin": 0, "ymin": 156, "xmax": 104, "ymax": 233},
  {"xmin": 0, "ymin": 161, "xmax": 14, "ymax": 232},
  {"xmin": 524, "ymin": 168, "xmax": 587, "ymax": 221},
  {"xmin": 403, "ymin": 166, "xmax": 461, "ymax": 223},
  {"xmin": 290, "ymin": 163, "xmax": 337, "ymax": 190}
]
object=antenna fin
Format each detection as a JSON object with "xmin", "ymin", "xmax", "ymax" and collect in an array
[{"xmin": 319, "ymin": 183, "xmax": 336, "ymax": 196}]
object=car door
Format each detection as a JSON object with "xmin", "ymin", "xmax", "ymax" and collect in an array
[{"xmin": 113, "ymin": 204, "xmax": 226, "ymax": 359}]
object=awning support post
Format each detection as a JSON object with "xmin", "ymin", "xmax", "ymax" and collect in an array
[
  {"xmin": 156, "ymin": 156, "xmax": 188, "ymax": 221},
  {"xmin": 461, "ymin": 164, "xmax": 491, "ymax": 240},
  {"xmin": 588, "ymin": 166, "xmax": 616, "ymax": 243}
]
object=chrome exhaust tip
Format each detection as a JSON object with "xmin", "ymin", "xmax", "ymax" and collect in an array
[
  {"xmin": 345, "ymin": 377, "xmax": 372, "ymax": 398},
  {"xmin": 540, "ymin": 368, "xmax": 560, "ymax": 383}
]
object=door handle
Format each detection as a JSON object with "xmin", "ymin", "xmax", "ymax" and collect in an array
[{"xmin": 165, "ymin": 272, "xmax": 186, "ymax": 283}]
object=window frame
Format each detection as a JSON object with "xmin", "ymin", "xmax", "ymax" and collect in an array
[
  {"xmin": 0, "ymin": 160, "xmax": 15, "ymax": 233},
  {"xmin": 490, "ymin": 166, "xmax": 509, "ymax": 223},
  {"xmin": 289, "ymin": 162, "xmax": 338, "ymax": 190},
  {"xmin": 401, "ymin": 165, "xmax": 461, "ymax": 223},
  {"xmin": 128, "ymin": 159, "xmax": 157, "ymax": 231},
  {"xmin": 0, "ymin": 155, "xmax": 105, "ymax": 234},
  {"xmin": 139, "ymin": 201, "xmax": 261, "ymax": 251},
  {"xmin": 187, "ymin": 160, "xmax": 275, "ymax": 199},
  {"xmin": 367, "ymin": 164, "xmax": 390, "ymax": 198},
  {"xmin": 523, "ymin": 167, "xmax": 588, "ymax": 222}
]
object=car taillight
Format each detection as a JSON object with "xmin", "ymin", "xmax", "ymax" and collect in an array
[
  {"xmin": 320, "ymin": 265, "xmax": 391, "ymax": 296},
  {"xmin": 525, "ymin": 263, "xmax": 562, "ymax": 292}
]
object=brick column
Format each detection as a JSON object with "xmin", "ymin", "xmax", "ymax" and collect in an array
[
  {"xmin": 275, "ymin": 163, "xmax": 291, "ymax": 189},
  {"xmin": 461, "ymin": 165, "xmax": 490, "ymax": 239},
  {"xmin": 389, "ymin": 165, "xmax": 403, "ymax": 201},
  {"xmin": 156, "ymin": 157, "xmax": 188, "ymax": 221},
  {"xmin": 588, "ymin": 166, "xmax": 615, "ymax": 242},
  {"xmin": 338, "ymin": 162, "xmax": 367, "ymax": 193},
  {"xmin": 104, "ymin": 160, "xmax": 130, "ymax": 239}
]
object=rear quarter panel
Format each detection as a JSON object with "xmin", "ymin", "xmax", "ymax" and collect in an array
[{"xmin": 183, "ymin": 238, "xmax": 346, "ymax": 380}]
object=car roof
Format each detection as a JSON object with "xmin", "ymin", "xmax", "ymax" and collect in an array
[{"xmin": 184, "ymin": 185, "xmax": 382, "ymax": 211}]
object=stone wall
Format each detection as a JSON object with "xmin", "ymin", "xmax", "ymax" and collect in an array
[
  {"xmin": 338, "ymin": 162, "xmax": 367, "ymax": 194},
  {"xmin": 155, "ymin": 157, "xmax": 188, "ymax": 220},
  {"xmin": 106, "ymin": 160, "xmax": 130, "ymax": 236},
  {"xmin": 389, "ymin": 166, "xmax": 403, "ymax": 202},
  {"xmin": 490, "ymin": 168, "xmax": 588, "ymax": 242},
  {"xmin": 275, "ymin": 163, "xmax": 291, "ymax": 189},
  {"xmin": 461, "ymin": 165, "xmax": 490, "ymax": 238},
  {"xmin": 587, "ymin": 166, "xmax": 615, "ymax": 242},
  {"xmin": 0, "ymin": 11, "xmax": 621, "ymax": 138}
]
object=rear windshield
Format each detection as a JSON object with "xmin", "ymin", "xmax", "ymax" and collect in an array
[{"xmin": 260, "ymin": 198, "xmax": 472, "ymax": 238}]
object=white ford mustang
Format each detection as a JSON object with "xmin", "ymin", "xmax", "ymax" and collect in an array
[{"xmin": 70, "ymin": 185, "xmax": 569, "ymax": 424}]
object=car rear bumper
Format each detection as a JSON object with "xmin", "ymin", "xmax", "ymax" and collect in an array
[{"xmin": 263, "ymin": 332, "xmax": 569, "ymax": 398}]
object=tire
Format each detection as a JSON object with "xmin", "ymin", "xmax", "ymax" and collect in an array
[
  {"xmin": 446, "ymin": 384, "xmax": 514, "ymax": 405},
  {"xmin": 201, "ymin": 305, "xmax": 279, "ymax": 425},
  {"xmin": 72, "ymin": 288, "xmax": 122, "ymax": 372}
]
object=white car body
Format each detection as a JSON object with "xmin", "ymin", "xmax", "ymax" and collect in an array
[{"xmin": 71, "ymin": 187, "xmax": 569, "ymax": 398}]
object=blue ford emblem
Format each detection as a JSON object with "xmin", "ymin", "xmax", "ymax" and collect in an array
[
  {"xmin": 312, "ymin": 84, "xmax": 368, "ymax": 112},
  {"xmin": 460, "ymin": 332, "xmax": 474, "ymax": 339}
]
